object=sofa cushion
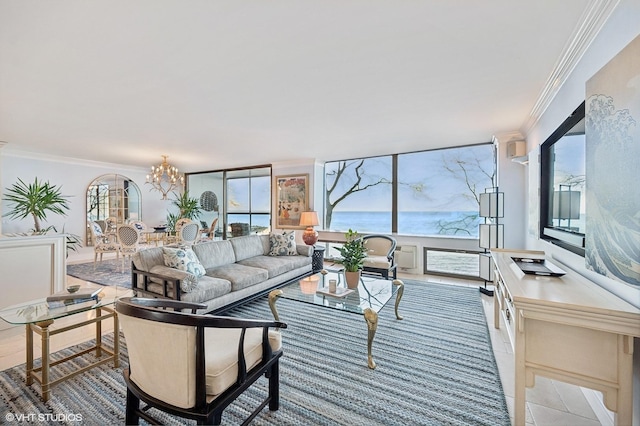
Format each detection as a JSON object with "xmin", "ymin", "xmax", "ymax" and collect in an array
[
  {"xmin": 268, "ymin": 231, "xmax": 297, "ymax": 256},
  {"xmin": 238, "ymin": 255, "xmax": 311, "ymax": 278},
  {"xmin": 180, "ymin": 276, "xmax": 232, "ymax": 304},
  {"xmin": 149, "ymin": 265, "xmax": 199, "ymax": 293},
  {"xmin": 133, "ymin": 247, "xmax": 165, "ymax": 272},
  {"xmin": 192, "ymin": 240, "xmax": 236, "ymax": 270},
  {"xmin": 229, "ymin": 235, "xmax": 270, "ymax": 261},
  {"xmin": 144, "ymin": 274, "xmax": 232, "ymax": 302},
  {"xmin": 162, "ymin": 246, "xmax": 206, "ymax": 278},
  {"xmin": 206, "ymin": 263, "xmax": 269, "ymax": 292}
]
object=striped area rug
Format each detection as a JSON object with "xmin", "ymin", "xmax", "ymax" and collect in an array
[{"xmin": 0, "ymin": 280, "xmax": 509, "ymax": 425}]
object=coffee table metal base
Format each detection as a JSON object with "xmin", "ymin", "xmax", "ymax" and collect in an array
[
  {"xmin": 26, "ymin": 306, "xmax": 119, "ymax": 402},
  {"xmin": 269, "ymin": 279, "xmax": 404, "ymax": 369}
]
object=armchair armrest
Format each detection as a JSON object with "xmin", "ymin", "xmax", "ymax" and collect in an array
[
  {"xmin": 131, "ymin": 264, "xmax": 183, "ymax": 301},
  {"xmin": 296, "ymin": 245, "xmax": 313, "ymax": 257},
  {"xmin": 127, "ymin": 297, "xmax": 206, "ymax": 313}
]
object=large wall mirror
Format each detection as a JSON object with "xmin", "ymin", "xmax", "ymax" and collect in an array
[{"xmin": 86, "ymin": 174, "xmax": 141, "ymax": 245}]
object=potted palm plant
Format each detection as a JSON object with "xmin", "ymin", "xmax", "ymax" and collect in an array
[
  {"xmin": 166, "ymin": 190, "xmax": 202, "ymax": 233},
  {"xmin": 337, "ymin": 229, "xmax": 367, "ymax": 288},
  {"xmin": 2, "ymin": 177, "xmax": 81, "ymax": 254}
]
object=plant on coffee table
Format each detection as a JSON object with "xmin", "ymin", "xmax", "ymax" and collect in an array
[{"xmin": 336, "ymin": 229, "xmax": 367, "ymax": 288}]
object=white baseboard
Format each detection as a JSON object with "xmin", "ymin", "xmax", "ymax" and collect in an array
[{"xmin": 581, "ymin": 387, "xmax": 614, "ymax": 426}]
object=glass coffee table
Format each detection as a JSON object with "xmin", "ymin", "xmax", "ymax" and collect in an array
[
  {"xmin": 0, "ymin": 284, "xmax": 132, "ymax": 401},
  {"xmin": 268, "ymin": 270, "xmax": 404, "ymax": 369}
]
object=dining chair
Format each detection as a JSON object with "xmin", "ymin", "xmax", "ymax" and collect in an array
[
  {"xmin": 129, "ymin": 220, "xmax": 148, "ymax": 244},
  {"xmin": 179, "ymin": 222, "xmax": 200, "ymax": 245},
  {"xmin": 117, "ymin": 224, "xmax": 141, "ymax": 272},
  {"xmin": 89, "ymin": 221, "xmax": 120, "ymax": 269}
]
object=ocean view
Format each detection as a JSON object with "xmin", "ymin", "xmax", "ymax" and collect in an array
[{"xmin": 330, "ymin": 211, "xmax": 481, "ymax": 237}]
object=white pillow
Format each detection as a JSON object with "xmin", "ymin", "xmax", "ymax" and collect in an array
[
  {"xmin": 269, "ymin": 231, "xmax": 297, "ymax": 256},
  {"xmin": 163, "ymin": 246, "xmax": 206, "ymax": 278}
]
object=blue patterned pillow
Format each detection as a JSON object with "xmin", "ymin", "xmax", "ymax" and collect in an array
[
  {"xmin": 269, "ymin": 231, "xmax": 297, "ymax": 256},
  {"xmin": 162, "ymin": 246, "xmax": 206, "ymax": 278}
]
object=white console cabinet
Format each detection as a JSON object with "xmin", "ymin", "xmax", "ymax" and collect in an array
[{"xmin": 491, "ymin": 249, "xmax": 640, "ymax": 426}]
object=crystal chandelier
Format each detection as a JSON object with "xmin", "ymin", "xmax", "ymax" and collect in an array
[{"xmin": 146, "ymin": 155, "xmax": 184, "ymax": 200}]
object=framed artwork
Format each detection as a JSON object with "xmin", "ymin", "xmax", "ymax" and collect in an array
[
  {"xmin": 585, "ymin": 34, "xmax": 640, "ymax": 288},
  {"xmin": 275, "ymin": 174, "xmax": 309, "ymax": 229}
]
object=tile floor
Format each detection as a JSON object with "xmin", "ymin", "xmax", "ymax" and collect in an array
[{"xmin": 0, "ymin": 247, "xmax": 611, "ymax": 425}]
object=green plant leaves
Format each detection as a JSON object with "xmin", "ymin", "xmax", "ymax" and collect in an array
[{"xmin": 2, "ymin": 177, "xmax": 70, "ymax": 232}]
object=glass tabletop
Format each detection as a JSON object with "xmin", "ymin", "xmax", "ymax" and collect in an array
[
  {"xmin": 278, "ymin": 271, "xmax": 397, "ymax": 315},
  {"xmin": 0, "ymin": 284, "xmax": 133, "ymax": 325}
]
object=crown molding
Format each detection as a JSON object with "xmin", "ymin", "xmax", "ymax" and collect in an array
[
  {"xmin": 522, "ymin": 0, "xmax": 620, "ymax": 135},
  {"xmin": 2, "ymin": 147, "xmax": 147, "ymax": 173}
]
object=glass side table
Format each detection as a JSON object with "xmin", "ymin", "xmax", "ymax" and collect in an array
[{"xmin": 0, "ymin": 285, "xmax": 132, "ymax": 402}]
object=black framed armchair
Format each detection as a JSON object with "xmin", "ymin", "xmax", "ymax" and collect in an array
[
  {"xmin": 360, "ymin": 234, "xmax": 398, "ymax": 279},
  {"xmin": 115, "ymin": 297, "xmax": 287, "ymax": 425}
]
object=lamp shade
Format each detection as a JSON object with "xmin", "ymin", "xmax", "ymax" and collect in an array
[
  {"xmin": 299, "ymin": 211, "xmax": 319, "ymax": 227},
  {"xmin": 300, "ymin": 211, "xmax": 319, "ymax": 246}
]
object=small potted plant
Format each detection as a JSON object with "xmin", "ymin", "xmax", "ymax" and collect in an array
[{"xmin": 336, "ymin": 229, "xmax": 367, "ymax": 288}]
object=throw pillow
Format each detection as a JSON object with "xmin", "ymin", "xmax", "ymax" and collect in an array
[
  {"xmin": 163, "ymin": 246, "xmax": 206, "ymax": 278},
  {"xmin": 180, "ymin": 273, "xmax": 200, "ymax": 293},
  {"xmin": 269, "ymin": 231, "xmax": 297, "ymax": 256}
]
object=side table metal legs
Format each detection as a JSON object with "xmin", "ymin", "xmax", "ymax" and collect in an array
[{"xmin": 24, "ymin": 307, "xmax": 120, "ymax": 402}]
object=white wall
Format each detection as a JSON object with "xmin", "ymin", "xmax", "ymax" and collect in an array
[
  {"xmin": 525, "ymin": 0, "xmax": 640, "ymax": 308},
  {"xmin": 0, "ymin": 150, "xmax": 171, "ymax": 243}
]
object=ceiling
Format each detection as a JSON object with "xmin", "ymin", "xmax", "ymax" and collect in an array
[{"xmin": 0, "ymin": 1, "xmax": 596, "ymax": 172}]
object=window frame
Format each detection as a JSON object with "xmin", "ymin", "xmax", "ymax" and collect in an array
[
  {"xmin": 539, "ymin": 102, "xmax": 586, "ymax": 256},
  {"xmin": 323, "ymin": 142, "xmax": 495, "ymax": 237}
]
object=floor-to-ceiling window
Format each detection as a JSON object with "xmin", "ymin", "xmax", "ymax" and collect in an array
[
  {"xmin": 226, "ymin": 168, "xmax": 271, "ymax": 237},
  {"xmin": 324, "ymin": 143, "xmax": 495, "ymax": 237},
  {"xmin": 186, "ymin": 166, "xmax": 271, "ymax": 239},
  {"xmin": 324, "ymin": 143, "xmax": 495, "ymax": 278}
]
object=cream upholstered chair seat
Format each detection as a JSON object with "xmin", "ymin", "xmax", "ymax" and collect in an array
[
  {"xmin": 361, "ymin": 234, "xmax": 397, "ymax": 279},
  {"xmin": 116, "ymin": 297, "xmax": 286, "ymax": 425}
]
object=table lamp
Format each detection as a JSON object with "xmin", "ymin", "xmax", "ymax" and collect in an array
[{"xmin": 299, "ymin": 211, "xmax": 319, "ymax": 246}]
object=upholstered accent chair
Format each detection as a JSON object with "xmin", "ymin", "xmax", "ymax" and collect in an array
[
  {"xmin": 360, "ymin": 234, "xmax": 397, "ymax": 279},
  {"xmin": 89, "ymin": 221, "xmax": 120, "ymax": 268},
  {"xmin": 117, "ymin": 224, "xmax": 141, "ymax": 272},
  {"xmin": 116, "ymin": 297, "xmax": 287, "ymax": 425},
  {"xmin": 179, "ymin": 222, "xmax": 200, "ymax": 245}
]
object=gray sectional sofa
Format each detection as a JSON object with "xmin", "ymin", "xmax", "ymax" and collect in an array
[{"xmin": 131, "ymin": 234, "xmax": 313, "ymax": 313}]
